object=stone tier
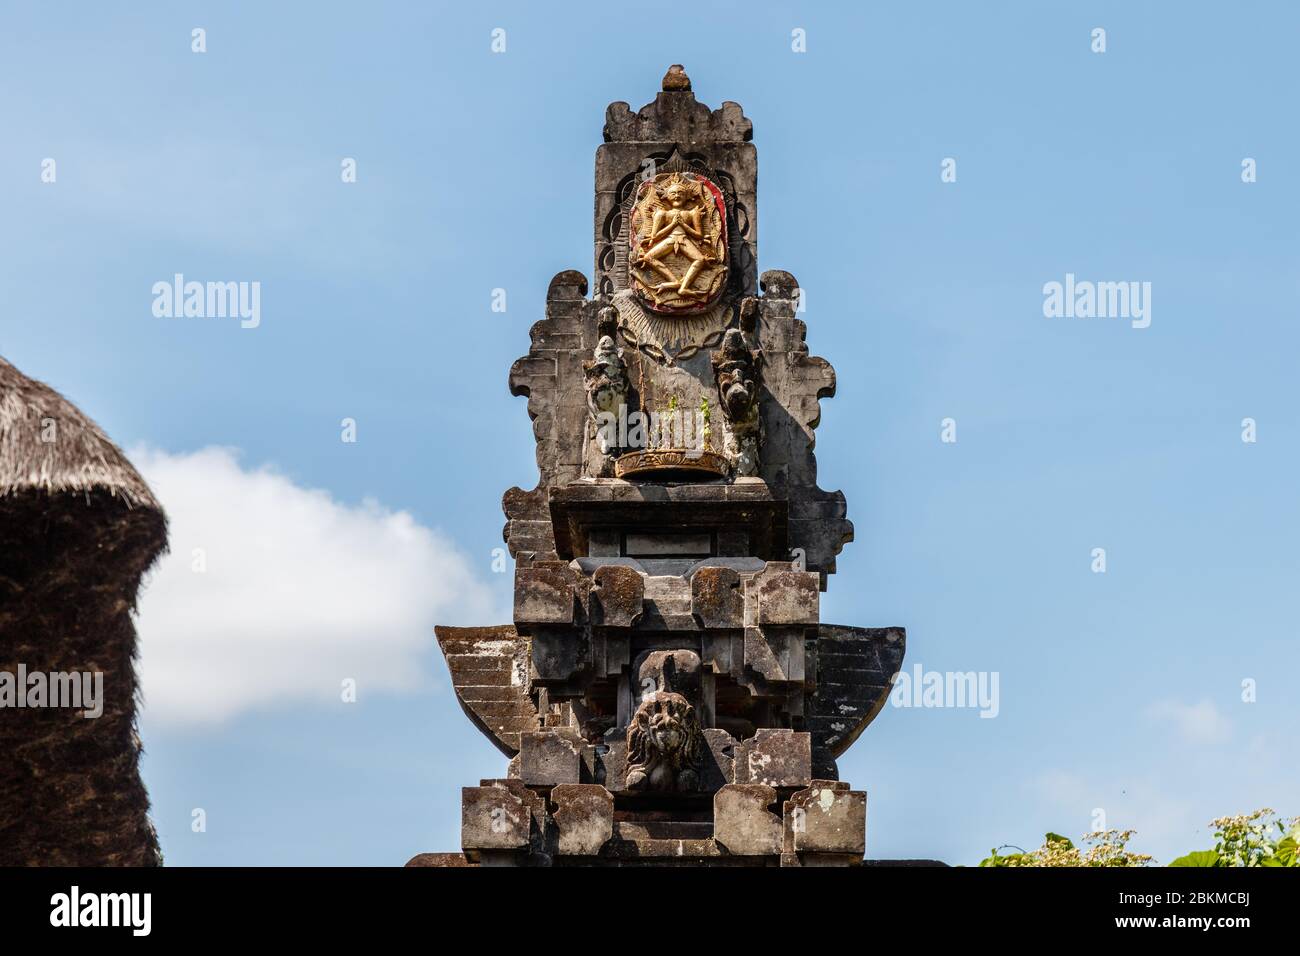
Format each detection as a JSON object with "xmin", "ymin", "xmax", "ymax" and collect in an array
[
  {"xmin": 547, "ymin": 478, "xmax": 788, "ymax": 564},
  {"xmin": 407, "ymin": 779, "xmax": 865, "ymax": 867}
]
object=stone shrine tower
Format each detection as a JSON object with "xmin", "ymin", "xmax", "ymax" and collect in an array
[{"xmin": 412, "ymin": 66, "xmax": 905, "ymax": 867}]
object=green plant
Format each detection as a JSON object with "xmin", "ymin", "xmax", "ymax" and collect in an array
[
  {"xmin": 980, "ymin": 830, "xmax": 1151, "ymax": 867},
  {"xmin": 981, "ymin": 808, "xmax": 1300, "ymax": 867},
  {"xmin": 1170, "ymin": 809, "xmax": 1300, "ymax": 867}
]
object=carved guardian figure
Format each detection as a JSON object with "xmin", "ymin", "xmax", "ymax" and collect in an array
[
  {"xmin": 583, "ymin": 333, "xmax": 629, "ymax": 474},
  {"xmin": 625, "ymin": 692, "xmax": 704, "ymax": 792},
  {"xmin": 711, "ymin": 323, "xmax": 762, "ymax": 475},
  {"xmin": 584, "ymin": 334, "xmax": 628, "ymax": 420}
]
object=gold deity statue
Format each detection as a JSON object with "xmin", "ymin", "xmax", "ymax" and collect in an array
[{"xmin": 628, "ymin": 172, "xmax": 728, "ymax": 314}]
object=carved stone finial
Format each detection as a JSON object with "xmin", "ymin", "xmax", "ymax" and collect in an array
[
  {"xmin": 662, "ymin": 64, "xmax": 691, "ymax": 92},
  {"xmin": 625, "ymin": 691, "xmax": 703, "ymax": 792}
]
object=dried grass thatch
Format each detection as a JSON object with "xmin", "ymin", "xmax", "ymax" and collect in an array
[
  {"xmin": 0, "ymin": 356, "xmax": 166, "ymax": 865},
  {"xmin": 0, "ymin": 357, "xmax": 160, "ymax": 509}
]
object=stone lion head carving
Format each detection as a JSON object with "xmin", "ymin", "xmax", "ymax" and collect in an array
[{"xmin": 625, "ymin": 691, "xmax": 704, "ymax": 793}]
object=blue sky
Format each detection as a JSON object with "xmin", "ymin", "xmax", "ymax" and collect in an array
[{"xmin": 2, "ymin": 1, "xmax": 1297, "ymax": 865}]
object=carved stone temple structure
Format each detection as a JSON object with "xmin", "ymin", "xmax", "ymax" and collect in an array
[{"xmin": 411, "ymin": 66, "xmax": 905, "ymax": 867}]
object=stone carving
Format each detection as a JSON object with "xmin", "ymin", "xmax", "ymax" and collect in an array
[
  {"xmin": 661, "ymin": 63, "xmax": 691, "ymax": 92},
  {"xmin": 613, "ymin": 448, "xmax": 728, "ymax": 480},
  {"xmin": 583, "ymin": 331, "xmax": 628, "ymax": 475},
  {"xmin": 711, "ymin": 320, "xmax": 762, "ymax": 476},
  {"xmin": 712, "ymin": 329, "xmax": 759, "ymax": 420},
  {"xmin": 625, "ymin": 691, "xmax": 703, "ymax": 792},
  {"xmin": 584, "ymin": 335, "xmax": 627, "ymax": 430},
  {"xmin": 417, "ymin": 68, "xmax": 909, "ymax": 869},
  {"xmin": 596, "ymin": 303, "xmax": 619, "ymax": 340},
  {"xmin": 636, "ymin": 648, "xmax": 702, "ymax": 700},
  {"xmin": 629, "ymin": 171, "xmax": 727, "ymax": 314},
  {"xmin": 612, "ymin": 289, "xmax": 730, "ymax": 366}
]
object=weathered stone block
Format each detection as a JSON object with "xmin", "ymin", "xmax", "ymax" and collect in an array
[
  {"xmin": 597, "ymin": 737, "xmax": 627, "ymax": 792},
  {"xmin": 785, "ymin": 780, "xmax": 866, "ymax": 856},
  {"xmin": 461, "ymin": 786, "xmax": 529, "ymax": 850},
  {"xmin": 594, "ymin": 632, "xmax": 629, "ymax": 677},
  {"xmin": 514, "ymin": 566, "xmax": 575, "ymax": 624},
  {"xmin": 551, "ymin": 784, "xmax": 614, "ymax": 855},
  {"xmin": 591, "ymin": 564, "xmax": 643, "ymax": 627},
  {"xmin": 753, "ymin": 567, "xmax": 819, "ymax": 625},
  {"xmin": 587, "ymin": 530, "xmax": 620, "ymax": 556},
  {"xmin": 529, "ymin": 629, "xmax": 585, "ymax": 682},
  {"xmin": 743, "ymin": 626, "xmax": 805, "ymax": 683},
  {"xmin": 519, "ymin": 730, "xmax": 584, "ymax": 786},
  {"xmin": 699, "ymin": 728, "xmax": 737, "ymax": 790},
  {"xmin": 546, "ymin": 269, "xmax": 588, "ymax": 301},
  {"xmin": 640, "ymin": 575, "xmax": 695, "ymax": 629},
  {"xmin": 714, "ymin": 784, "xmax": 781, "ymax": 856},
  {"xmin": 482, "ymin": 778, "xmax": 548, "ymax": 829},
  {"xmin": 691, "ymin": 565, "xmax": 744, "ymax": 628},
  {"xmin": 701, "ymin": 632, "xmax": 742, "ymax": 676},
  {"xmin": 737, "ymin": 729, "xmax": 811, "ymax": 788}
]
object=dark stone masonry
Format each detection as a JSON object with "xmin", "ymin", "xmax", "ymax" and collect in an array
[{"xmin": 409, "ymin": 67, "xmax": 908, "ymax": 867}]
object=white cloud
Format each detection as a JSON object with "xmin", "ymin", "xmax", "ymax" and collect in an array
[
  {"xmin": 1146, "ymin": 698, "xmax": 1232, "ymax": 746},
  {"xmin": 132, "ymin": 446, "xmax": 501, "ymax": 727}
]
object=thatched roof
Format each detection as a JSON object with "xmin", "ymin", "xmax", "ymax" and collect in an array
[
  {"xmin": 0, "ymin": 354, "xmax": 165, "ymax": 865},
  {"xmin": 0, "ymin": 355, "xmax": 160, "ymax": 510}
]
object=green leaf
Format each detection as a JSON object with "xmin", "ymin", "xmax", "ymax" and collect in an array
[
  {"xmin": 1272, "ymin": 837, "xmax": 1297, "ymax": 867},
  {"xmin": 1169, "ymin": 850, "xmax": 1219, "ymax": 867},
  {"xmin": 1045, "ymin": 832, "xmax": 1074, "ymax": 849}
]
